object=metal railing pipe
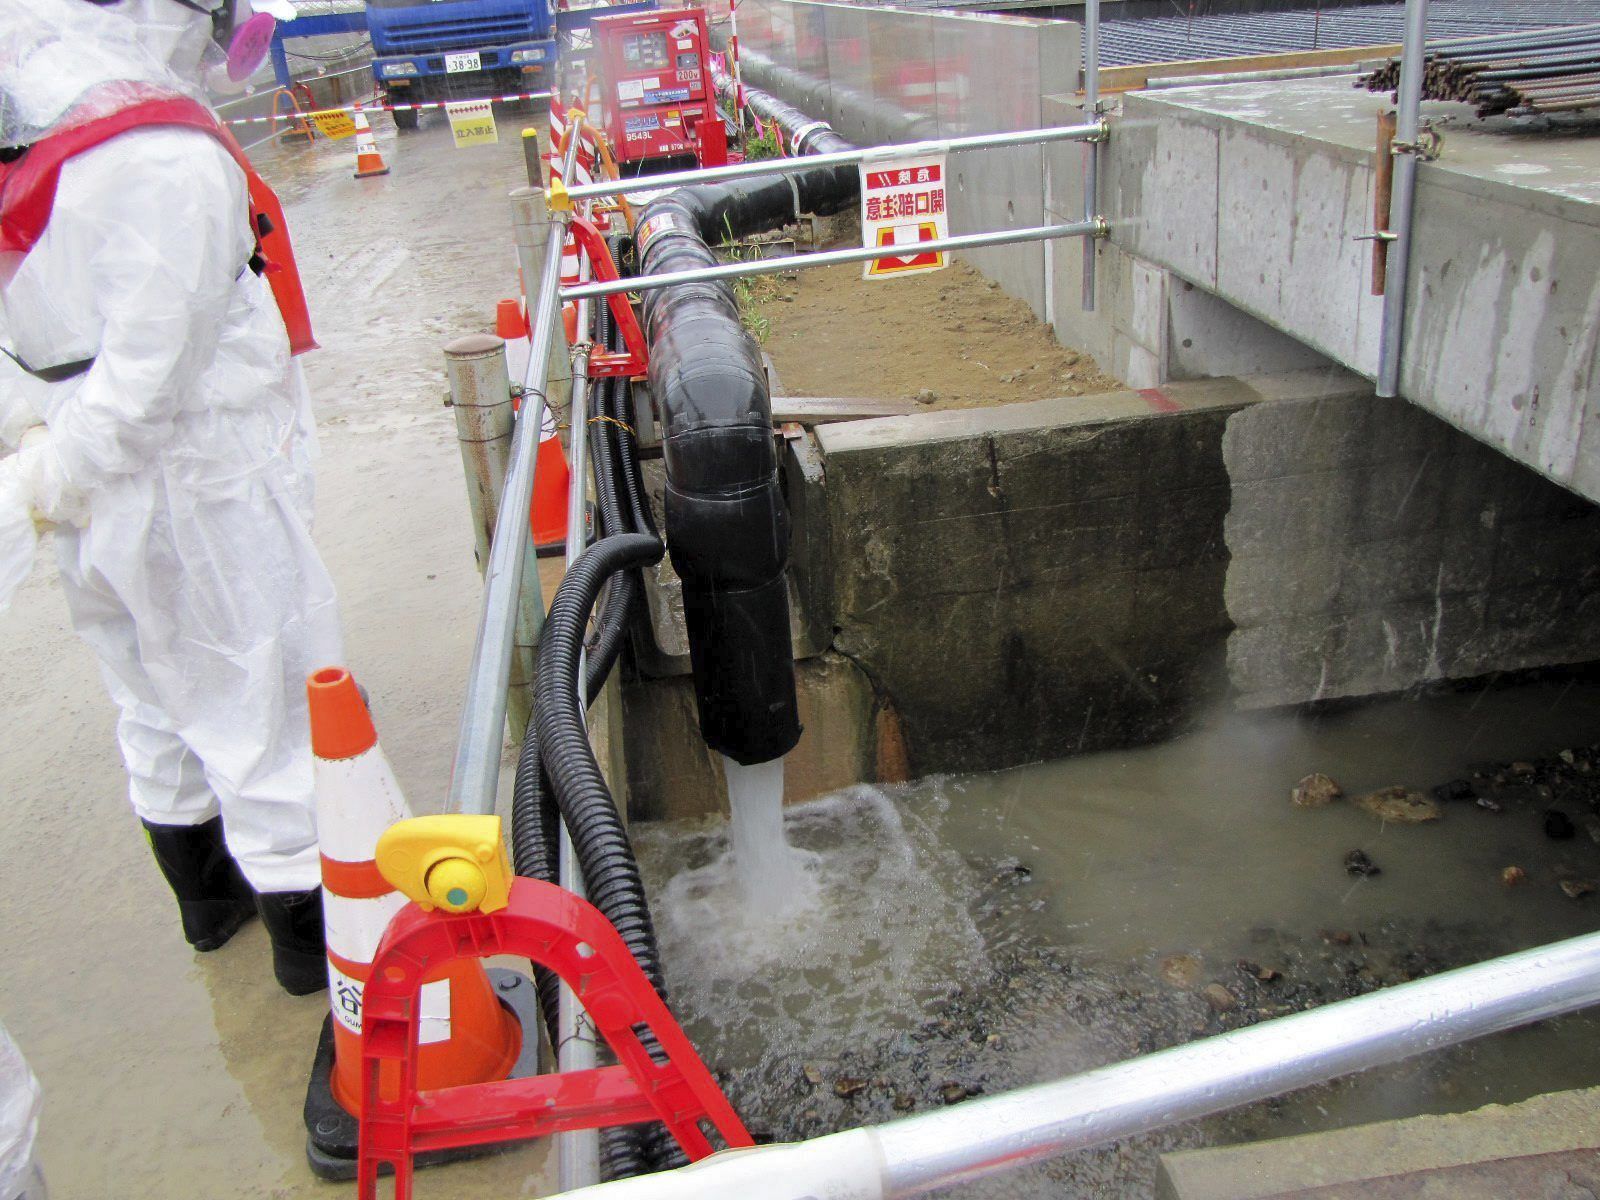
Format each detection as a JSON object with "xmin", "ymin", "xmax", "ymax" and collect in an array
[
  {"xmin": 1082, "ymin": 0, "xmax": 1101, "ymax": 313},
  {"xmin": 562, "ymin": 221, "xmax": 1102, "ymax": 302},
  {"xmin": 551, "ymin": 929, "xmax": 1600, "ymax": 1199},
  {"xmin": 556, "ymin": 337, "xmax": 601, "ymax": 1192},
  {"xmin": 1377, "ymin": 0, "xmax": 1428, "ymax": 397},
  {"xmin": 561, "ymin": 122, "xmax": 1107, "ymax": 200},
  {"xmin": 446, "ymin": 204, "xmax": 567, "ymax": 816}
]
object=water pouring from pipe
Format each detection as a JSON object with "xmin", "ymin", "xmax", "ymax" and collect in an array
[{"xmin": 721, "ymin": 754, "xmax": 813, "ymax": 915}]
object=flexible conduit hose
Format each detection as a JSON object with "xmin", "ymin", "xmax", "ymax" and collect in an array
[
  {"xmin": 535, "ymin": 533, "xmax": 666, "ymax": 982},
  {"xmin": 511, "ymin": 242, "xmax": 675, "ymax": 1176},
  {"xmin": 534, "ymin": 533, "xmax": 681, "ymax": 1179},
  {"xmin": 633, "ymin": 68, "xmax": 859, "ymax": 766}
]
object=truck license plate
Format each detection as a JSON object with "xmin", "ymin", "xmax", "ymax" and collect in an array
[{"xmin": 445, "ymin": 52, "xmax": 481, "ymax": 73}]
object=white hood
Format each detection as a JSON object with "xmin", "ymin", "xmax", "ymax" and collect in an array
[{"xmin": 0, "ymin": 0, "xmax": 215, "ymax": 148}]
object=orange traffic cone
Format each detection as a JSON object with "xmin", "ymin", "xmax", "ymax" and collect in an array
[
  {"xmin": 496, "ymin": 297, "xmax": 531, "ymax": 386},
  {"xmin": 351, "ymin": 106, "xmax": 389, "ymax": 179},
  {"xmin": 530, "ymin": 398, "xmax": 570, "ymax": 556},
  {"xmin": 302, "ymin": 668, "xmax": 526, "ymax": 1174}
]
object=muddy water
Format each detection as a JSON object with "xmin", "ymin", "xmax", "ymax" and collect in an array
[{"xmin": 637, "ymin": 678, "xmax": 1600, "ymax": 1197}]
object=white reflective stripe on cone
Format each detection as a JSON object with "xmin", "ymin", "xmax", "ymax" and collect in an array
[
  {"xmin": 322, "ymin": 886, "xmax": 408, "ymax": 964},
  {"xmin": 312, "ymin": 747, "xmax": 410, "ymax": 863},
  {"xmin": 327, "ymin": 959, "xmax": 452, "ymax": 1043}
]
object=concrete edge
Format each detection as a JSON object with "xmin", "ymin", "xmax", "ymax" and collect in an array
[
  {"xmin": 1122, "ymin": 89, "xmax": 1600, "ymax": 235},
  {"xmin": 814, "ymin": 368, "xmax": 1371, "ymax": 454},
  {"xmin": 1157, "ymin": 1085, "xmax": 1600, "ymax": 1200}
]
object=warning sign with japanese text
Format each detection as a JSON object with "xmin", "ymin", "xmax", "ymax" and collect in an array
[
  {"xmin": 308, "ymin": 108, "xmax": 356, "ymax": 141},
  {"xmin": 446, "ymin": 99, "xmax": 499, "ymax": 149},
  {"xmin": 859, "ymin": 154, "xmax": 948, "ymax": 279}
]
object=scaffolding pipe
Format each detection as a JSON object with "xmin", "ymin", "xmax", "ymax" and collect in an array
[
  {"xmin": 563, "ymin": 221, "xmax": 1102, "ymax": 302},
  {"xmin": 447, "ymin": 121, "xmax": 585, "ymax": 818},
  {"xmin": 556, "ymin": 336, "xmax": 601, "ymax": 1193},
  {"xmin": 1082, "ymin": 0, "xmax": 1101, "ymax": 313},
  {"xmin": 446, "ymin": 207, "xmax": 567, "ymax": 817},
  {"xmin": 554, "ymin": 928, "xmax": 1600, "ymax": 1199},
  {"xmin": 560, "ymin": 121, "xmax": 1107, "ymax": 200},
  {"xmin": 1377, "ymin": 0, "xmax": 1428, "ymax": 397}
]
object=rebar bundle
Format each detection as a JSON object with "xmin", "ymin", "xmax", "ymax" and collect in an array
[{"xmin": 1360, "ymin": 21, "xmax": 1600, "ymax": 116}]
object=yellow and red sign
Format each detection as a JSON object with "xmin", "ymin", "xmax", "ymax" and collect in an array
[
  {"xmin": 860, "ymin": 154, "xmax": 948, "ymax": 279},
  {"xmin": 308, "ymin": 108, "xmax": 357, "ymax": 141}
]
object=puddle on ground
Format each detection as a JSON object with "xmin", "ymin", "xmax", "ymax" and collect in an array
[{"xmin": 636, "ymin": 676, "xmax": 1600, "ymax": 1197}]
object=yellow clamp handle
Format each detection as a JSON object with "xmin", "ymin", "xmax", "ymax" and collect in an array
[
  {"xmin": 548, "ymin": 177, "xmax": 572, "ymax": 212},
  {"xmin": 375, "ymin": 814, "xmax": 513, "ymax": 915}
]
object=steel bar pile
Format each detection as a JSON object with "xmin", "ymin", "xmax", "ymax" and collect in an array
[
  {"xmin": 1090, "ymin": 1, "xmax": 1600, "ymax": 68},
  {"xmin": 1360, "ymin": 21, "xmax": 1600, "ymax": 115}
]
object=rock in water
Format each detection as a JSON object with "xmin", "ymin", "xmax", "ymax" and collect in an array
[
  {"xmin": 1545, "ymin": 810, "xmax": 1577, "ymax": 840},
  {"xmin": 1355, "ymin": 786, "xmax": 1441, "ymax": 823},
  {"xmin": 1501, "ymin": 865, "xmax": 1527, "ymax": 887},
  {"xmin": 1292, "ymin": 773, "xmax": 1342, "ymax": 808},
  {"xmin": 1203, "ymin": 983, "xmax": 1238, "ymax": 1013},
  {"xmin": 1344, "ymin": 849, "xmax": 1381, "ymax": 877},
  {"xmin": 1560, "ymin": 879, "xmax": 1596, "ymax": 900},
  {"xmin": 1159, "ymin": 953, "xmax": 1203, "ymax": 989}
]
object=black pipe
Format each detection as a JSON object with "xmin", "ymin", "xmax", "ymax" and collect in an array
[
  {"xmin": 585, "ymin": 282, "xmax": 641, "ymax": 689},
  {"xmin": 533, "ymin": 533, "xmax": 673, "ymax": 1179},
  {"xmin": 632, "ymin": 68, "xmax": 859, "ymax": 766}
]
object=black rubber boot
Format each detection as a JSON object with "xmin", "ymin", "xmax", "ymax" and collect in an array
[
  {"xmin": 141, "ymin": 817, "xmax": 257, "ymax": 952},
  {"xmin": 256, "ymin": 890, "xmax": 328, "ymax": 996}
]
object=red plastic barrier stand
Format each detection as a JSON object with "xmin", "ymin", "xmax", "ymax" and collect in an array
[
  {"xmin": 356, "ymin": 877, "xmax": 751, "ymax": 1199},
  {"xmin": 566, "ymin": 216, "xmax": 650, "ymax": 378}
]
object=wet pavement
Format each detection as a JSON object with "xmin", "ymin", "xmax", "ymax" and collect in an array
[{"xmin": 0, "ymin": 107, "xmax": 553, "ymax": 1197}]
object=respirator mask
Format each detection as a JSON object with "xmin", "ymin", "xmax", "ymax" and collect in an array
[{"xmin": 82, "ymin": 0, "xmax": 298, "ymax": 94}]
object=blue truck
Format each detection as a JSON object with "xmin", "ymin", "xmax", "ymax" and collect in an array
[{"xmin": 367, "ymin": 0, "xmax": 558, "ymax": 129}]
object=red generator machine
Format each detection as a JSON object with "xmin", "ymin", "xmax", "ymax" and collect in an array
[{"xmin": 591, "ymin": 6, "xmax": 729, "ymax": 176}]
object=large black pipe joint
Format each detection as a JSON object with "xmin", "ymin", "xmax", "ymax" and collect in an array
[{"xmin": 636, "ymin": 204, "xmax": 803, "ymax": 766}]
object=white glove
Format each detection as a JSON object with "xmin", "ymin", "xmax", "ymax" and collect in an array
[{"xmin": 7, "ymin": 425, "xmax": 88, "ymax": 529}]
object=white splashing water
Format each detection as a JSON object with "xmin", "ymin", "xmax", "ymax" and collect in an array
[{"xmin": 721, "ymin": 754, "xmax": 814, "ymax": 915}]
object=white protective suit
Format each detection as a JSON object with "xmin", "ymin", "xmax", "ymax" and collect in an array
[
  {"xmin": 0, "ymin": 1020, "xmax": 43, "ymax": 1200},
  {"xmin": 0, "ymin": 0, "xmax": 342, "ymax": 893}
]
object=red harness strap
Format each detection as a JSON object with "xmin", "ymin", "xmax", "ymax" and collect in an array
[{"xmin": 0, "ymin": 92, "xmax": 318, "ymax": 355}]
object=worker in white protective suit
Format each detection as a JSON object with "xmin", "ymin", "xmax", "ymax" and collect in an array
[
  {"xmin": 0, "ymin": 1021, "xmax": 44, "ymax": 1200},
  {"xmin": 0, "ymin": 0, "xmax": 341, "ymax": 995}
]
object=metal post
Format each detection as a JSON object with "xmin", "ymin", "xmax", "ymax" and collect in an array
[
  {"xmin": 522, "ymin": 126, "xmax": 546, "ymax": 190},
  {"xmin": 556, "ymin": 335, "xmax": 599, "ymax": 1193},
  {"xmin": 447, "ymin": 194, "xmax": 567, "ymax": 817},
  {"xmin": 729, "ymin": 0, "xmax": 746, "ymax": 137},
  {"xmin": 551, "ymin": 929, "xmax": 1600, "ymax": 1199},
  {"xmin": 560, "ymin": 122, "xmax": 1106, "ymax": 201},
  {"xmin": 1377, "ymin": 0, "xmax": 1428, "ymax": 397},
  {"xmin": 443, "ymin": 334, "xmax": 540, "ymax": 742},
  {"xmin": 1081, "ymin": 0, "xmax": 1101, "ymax": 313},
  {"xmin": 512, "ymin": 185, "xmax": 572, "ymax": 444},
  {"xmin": 563, "ymin": 222, "xmax": 1100, "ymax": 302}
]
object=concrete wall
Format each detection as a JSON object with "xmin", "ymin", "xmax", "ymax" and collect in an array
[
  {"xmin": 1063, "ymin": 77, "xmax": 1600, "ymax": 506},
  {"xmin": 815, "ymin": 372, "xmax": 1600, "ymax": 776},
  {"xmin": 624, "ymin": 371, "xmax": 1600, "ymax": 806},
  {"xmin": 1223, "ymin": 389, "xmax": 1600, "ymax": 709},
  {"xmin": 707, "ymin": 0, "xmax": 1077, "ymax": 319}
]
